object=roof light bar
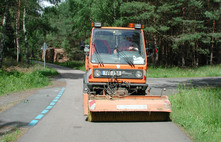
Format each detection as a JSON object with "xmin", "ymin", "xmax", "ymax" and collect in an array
[
  {"xmin": 92, "ymin": 22, "xmax": 102, "ymax": 28},
  {"xmin": 135, "ymin": 24, "xmax": 142, "ymax": 29},
  {"xmin": 128, "ymin": 23, "xmax": 144, "ymax": 29},
  {"xmin": 128, "ymin": 23, "xmax": 135, "ymax": 28}
]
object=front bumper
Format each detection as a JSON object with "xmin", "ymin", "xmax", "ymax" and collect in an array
[{"xmin": 87, "ymin": 82, "xmax": 148, "ymax": 90}]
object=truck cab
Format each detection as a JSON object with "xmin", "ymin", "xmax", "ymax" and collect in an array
[{"xmin": 83, "ymin": 22, "xmax": 148, "ymax": 96}]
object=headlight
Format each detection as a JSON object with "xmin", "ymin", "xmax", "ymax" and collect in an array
[
  {"xmin": 135, "ymin": 71, "xmax": 143, "ymax": 78},
  {"xmin": 94, "ymin": 70, "xmax": 101, "ymax": 77}
]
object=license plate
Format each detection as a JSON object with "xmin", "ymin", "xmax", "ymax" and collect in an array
[
  {"xmin": 117, "ymin": 105, "xmax": 147, "ymax": 110},
  {"xmin": 102, "ymin": 70, "xmax": 122, "ymax": 76}
]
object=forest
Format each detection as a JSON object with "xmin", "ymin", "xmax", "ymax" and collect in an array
[{"xmin": 0, "ymin": 0, "xmax": 220, "ymax": 68}]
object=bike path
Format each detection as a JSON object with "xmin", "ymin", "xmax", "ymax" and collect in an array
[{"xmin": 0, "ymin": 86, "xmax": 65, "ymax": 128}]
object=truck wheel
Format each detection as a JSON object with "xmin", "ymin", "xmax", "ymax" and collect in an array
[
  {"xmin": 137, "ymin": 90, "xmax": 146, "ymax": 95},
  {"xmin": 83, "ymin": 81, "xmax": 88, "ymax": 93}
]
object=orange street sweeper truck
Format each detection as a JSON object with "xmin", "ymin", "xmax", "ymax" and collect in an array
[{"xmin": 82, "ymin": 22, "xmax": 171, "ymax": 122}]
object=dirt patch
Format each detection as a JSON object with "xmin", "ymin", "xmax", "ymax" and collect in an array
[
  {"xmin": 16, "ymin": 127, "xmax": 28, "ymax": 141},
  {"xmin": 3, "ymin": 63, "xmax": 42, "ymax": 73},
  {"xmin": 0, "ymin": 126, "xmax": 28, "ymax": 142},
  {"xmin": 0, "ymin": 79, "xmax": 66, "ymax": 113}
]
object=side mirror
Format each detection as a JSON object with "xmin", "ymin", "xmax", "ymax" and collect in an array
[
  {"xmin": 148, "ymin": 43, "xmax": 155, "ymax": 53},
  {"xmin": 146, "ymin": 43, "xmax": 155, "ymax": 57},
  {"xmin": 84, "ymin": 45, "xmax": 90, "ymax": 55},
  {"xmin": 80, "ymin": 41, "xmax": 85, "ymax": 48},
  {"xmin": 147, "ymin": 48, "xmax": 154, "ymax": 54}
]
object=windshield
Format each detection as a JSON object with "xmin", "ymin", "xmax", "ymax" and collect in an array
[{"xmin": 90, "ymin": 28, "xmax": 146, "ymax": 65}]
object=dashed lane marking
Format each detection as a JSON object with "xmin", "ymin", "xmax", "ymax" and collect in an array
[
  {"xmin": 28, "ymin": 87, "xmax": 65, "ymax": 126},
  {"xmin": 35, "ymin": 114, "xmax": 44, "ymax": 120}
]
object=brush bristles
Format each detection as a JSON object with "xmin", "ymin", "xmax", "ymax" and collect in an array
[{"xmin": 88, "ymin": 112, "xmax": 170, "ymax": 122}]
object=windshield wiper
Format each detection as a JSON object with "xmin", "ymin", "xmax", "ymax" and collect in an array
[
  {"xmin": 93, "ymin": 43, "xmax": 103, "ymax": 65},
  {"xmin": 118, "ymin": 51, "xmax": 134, "ymax": 67}
]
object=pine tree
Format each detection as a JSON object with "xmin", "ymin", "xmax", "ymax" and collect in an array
[{"xmin": 204, "ymin": 0, "xmax": 221, "ymax": 65}]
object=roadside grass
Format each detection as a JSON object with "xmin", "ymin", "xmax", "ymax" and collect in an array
[
  {"xmin": 169, "ymin": 87, "xmax": 221, "ymax": 142},
  {"xmin": 147, "ymin": 64, "xmax": 221, "ymax": 78},
  {"xmin": 0, "ymin": 128, "xmax": 22, "ymax": 142},
  {"xmin": 0, "ymin": 60, "xmax": 59, "ymax": 96}
]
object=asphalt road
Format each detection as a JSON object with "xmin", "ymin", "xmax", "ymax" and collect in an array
[{"xmin": 17, "ymin": 63, "xmax": 220, "ymax": 142}]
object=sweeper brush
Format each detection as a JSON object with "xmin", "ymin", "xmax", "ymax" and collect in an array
[
  {"xmin": 88, "ymin": 112, "xmax": 170, "ymax": 122},
  {"xmin": 84, "ymin": 94, "xmax": 171, "ymax": 122}
]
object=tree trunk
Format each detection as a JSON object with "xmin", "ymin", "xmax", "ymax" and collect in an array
[
  {"xmin": 193, "ymin": 43, "xmax": 196, "ymax": 66},
  {"xmin": 0, "ymin": 0, "xmax": 9, "ymax": 68},
  {"xmin": 150, "ymin": 32, "xmax": 155, "ymax": 65},
  {"xmin": 181, "ymin": 5, "xmax": 185, "ymax": 67},
  {"xmin": 165, "ymin": 40, "xmax": 168, "ymax": 66},
  {"xmin": 23, "ymin": 7, "xmax": 29, "ymax": 63},
  {"xmin": 181, "ymin": 54, "xmax": 185, "ymax": 67},
  {"xmin": 210, "ymin": 13, "xmax": 216, "ymax": 65},
  {"xmin": 193, "ymin": 40, "xmax": 199, "ymax": 67},
  {"xmin": 16, "ymin": 0, "xmax": 21, "ymax": 62},
  {"xmin": 153, "ymin": 17, "xmax": 158, "ymax": 65},
  {"xmin": 154, "ymin": 34, "xmax": 158, "ymax": 65}
]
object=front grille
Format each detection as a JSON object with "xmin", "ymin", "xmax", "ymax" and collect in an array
[{"xmin": 93, "ymin": 69, "xmax": 143, "ymax": 79}]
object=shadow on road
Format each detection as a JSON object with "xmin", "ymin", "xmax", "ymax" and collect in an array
[
  {"xmin": 34, "ymin": 61, "xmax": 84, "ymax": 72},
  {"xmin": 152, "ymin": 77, "xmax": 221, "ymax": 89},
  {"xmin": 59, "ymin": 72, "xmax": 84, "ymax": 80},
  {"xmin": 0, "ymin": 121, "xmax": 28, "ymax": 128},
  {"xmin": 189, "ymin": 77, "xmax": 221, "ymax": 87},
  {"xmin": 0, "ymin": 121, "xmax": 29, "ymax": 136}
]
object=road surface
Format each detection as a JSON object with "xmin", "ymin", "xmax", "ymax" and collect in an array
[{"xmin": 16, "ymin": 63, "xmax": 198, "ymax": 142}]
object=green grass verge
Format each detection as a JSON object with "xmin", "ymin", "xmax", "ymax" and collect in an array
[
  {"xmin": 169, "ymin": 87, "xmax": 221, "ymax": 142},
  {"xmin": 0, "ymin": 65, "xmax": 59, "ymax": 96},
  {"xmin": 147, "ymin": 64, "xmax": 221, "ymax": 78},
  {"xmin": 0, "ymin": 128, "xmax": 21, "ymax": 142}
]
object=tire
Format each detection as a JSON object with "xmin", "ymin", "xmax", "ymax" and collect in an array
[
  {"xmin": 83, "ymin": 81, "xmax": 88, "ymax": 93},
  {"xmin": 136, "ymin": 90, "xmax": 147, "ymax": 95}
]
